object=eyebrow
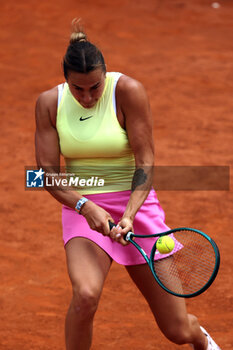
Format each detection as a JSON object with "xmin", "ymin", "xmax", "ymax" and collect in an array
[{"xmin": 72, "ymin": 82, "xmax": 100, "ymax": 89}]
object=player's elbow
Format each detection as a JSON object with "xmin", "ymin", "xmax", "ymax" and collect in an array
[{"xmin": 134, "ymin": 148, "xmax": 154, "ymax": 167}]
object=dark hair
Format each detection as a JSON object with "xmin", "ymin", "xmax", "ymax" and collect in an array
[{"xmin": 63, "ymin": 19, "xmax": 106, "ymax": 79}]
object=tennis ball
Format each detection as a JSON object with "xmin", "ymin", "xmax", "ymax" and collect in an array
[{"xmin": 156, "ymin": 236, "xmax": 175, "ymax": 254}]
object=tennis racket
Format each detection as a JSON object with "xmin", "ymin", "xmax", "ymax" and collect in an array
[{"xmin": 109, "ymin": 222, "xmax": 220, "ymax": 298}]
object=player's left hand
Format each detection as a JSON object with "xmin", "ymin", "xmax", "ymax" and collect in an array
[{"xmin": 109, "ymin": 217, "xmax": 133, "ymax": 246}]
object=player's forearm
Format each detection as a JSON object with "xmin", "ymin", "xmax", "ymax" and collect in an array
[
  {"xmin": 45, "ymin": 186, "xmax": 83, "ymax": 209},
  {"xmin": 123, "ymin": 166, "xmax": 153, "ymax": 221},
  {"xmin": 38, "ymin": 165, "xmax": 83, "ymax": 209}
]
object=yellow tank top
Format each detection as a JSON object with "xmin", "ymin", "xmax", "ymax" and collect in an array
[{"xmin": 56, "ymin": 72, "xmax": 135, "ymax": 194}]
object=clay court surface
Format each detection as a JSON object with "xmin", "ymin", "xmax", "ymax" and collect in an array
[{"xmin": 0, "ymin": 0, "xmax": 232, "ymax": 349}]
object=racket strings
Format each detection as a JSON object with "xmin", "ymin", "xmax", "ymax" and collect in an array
[{"xmin": 153, "ymin": 230, "xmax": 217, "ymax": 296}]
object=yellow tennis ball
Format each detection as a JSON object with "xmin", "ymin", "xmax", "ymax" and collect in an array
[{"xmin": 156, "ymin": 236, "xmax": 175, "ymax": 254}]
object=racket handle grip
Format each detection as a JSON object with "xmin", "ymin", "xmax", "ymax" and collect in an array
[
  {"xmin": 108, "ymin": 221, "xmax": 132, "ymax": 241},
  {"xmin": 108, "ymin": 221, "xmax": 116, "ymax": 230}
]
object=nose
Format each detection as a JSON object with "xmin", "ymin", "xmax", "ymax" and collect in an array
[{"xmin": 81, "ymin": 92, "xmax": 92, "ymax": 104}]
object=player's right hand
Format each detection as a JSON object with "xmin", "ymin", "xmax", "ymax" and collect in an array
[{"xmin": 80, "ymin": 200, "xmax": 114, "ymax": 236}]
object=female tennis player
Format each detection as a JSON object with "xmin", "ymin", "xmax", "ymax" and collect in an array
[{"xmin": 35, "ymin": 19, "xmax": 221, "ymax": 350}]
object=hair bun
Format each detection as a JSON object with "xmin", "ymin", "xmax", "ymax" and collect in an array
[
  {"xmin": 70, "ymin": 31, "xmax": 87, "ymax": 43},
  {"xmin": 70, "ymin": 18, "xmax": 87, "ymax": 44}
]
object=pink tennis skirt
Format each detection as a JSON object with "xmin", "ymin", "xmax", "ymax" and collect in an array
[{"xmin": 62, "ymin": 189, "xmax": 178, "ymax": 266}]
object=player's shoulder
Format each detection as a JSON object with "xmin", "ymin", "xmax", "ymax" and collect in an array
[
  {"xmin": 117, "ymin": 74, "xmax": 144, "ymax": 92},
  {"xmin": 35, "ymin": 85, "xmax": 60, "ymax": 127},
  {"xmin": 116, "ymin": 74, "xmax": 148, "ymax": 105},
  {"xmin": 36, "ymin": 85, "xmax": 58, "ymax": 111}
]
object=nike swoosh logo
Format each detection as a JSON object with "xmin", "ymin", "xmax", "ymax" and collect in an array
[{"xmin": 79, "ymin": 116, "xmax": 93, "ymax": 121}]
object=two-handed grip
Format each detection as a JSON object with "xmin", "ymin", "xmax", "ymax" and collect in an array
[{"xmin": 108, "ymin": 220, "xmax": 132, "ymax": 241}]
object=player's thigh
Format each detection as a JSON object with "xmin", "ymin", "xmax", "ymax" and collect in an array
[
  {"xmin": 125, "ymin": 263, "xmax": 188, "ymax": 331},
  {"xmin": 65, "ymin": 237, "xmax": 112, "ymax": 296}
]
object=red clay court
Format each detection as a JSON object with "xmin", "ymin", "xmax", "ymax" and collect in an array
[{"xmin": 0, "ymin": 0, "xmax": 232, "ymax": 349}]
